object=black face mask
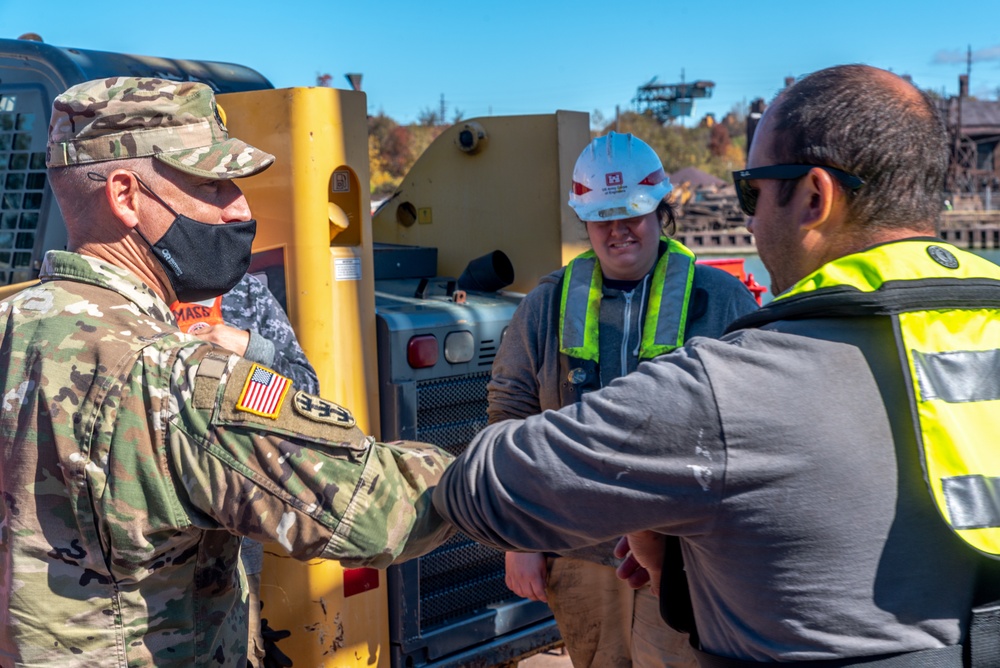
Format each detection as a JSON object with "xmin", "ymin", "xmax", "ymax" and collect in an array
[{"xmin": 128, "ymin": 174, "xmax": 256, "ymax": 302}]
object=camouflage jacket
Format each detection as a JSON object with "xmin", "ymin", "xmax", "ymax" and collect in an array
[{"xmin": 0, "ymin": 251, "xmax": 454, "ymax": 667}]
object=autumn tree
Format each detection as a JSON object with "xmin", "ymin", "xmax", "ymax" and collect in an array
[
  {"xmin": 597, "ymin": 110, "xmax": 746, "ymax": 180},
  {"xmin": 382, "ymin": 125, "xmax": 414, "ymax": 177},
  {"xmin": 417, "ymin": 107, "xmax": 443, "ymax": 126},
  {"xmin": 366, "ymin": 98, "xmax": 748, "ymax": 199},
  {"xmin": 368, "ymin": 111, "xmax": 447, "ymax": 198},
  {"xmin": 369, "ymin": 134, "xmax": 396, "ymax": 196},
  {"xmin": 369, "ymin": 113, "xmax": 411, "ymax": 197}
]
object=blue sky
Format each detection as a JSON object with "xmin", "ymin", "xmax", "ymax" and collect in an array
[{"xmin": 4, "ymin": 1, "xmax": 1000, "ymax": 127}]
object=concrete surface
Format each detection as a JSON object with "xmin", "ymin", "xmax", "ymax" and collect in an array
[{"xmin": 518, "ymin": 646, "xmax": 572, "ymax": 667}]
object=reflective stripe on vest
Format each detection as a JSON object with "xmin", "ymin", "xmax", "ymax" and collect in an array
[
  {"xmin": 559, "ymin": 237, "xmax": 695, "ymax": 362},
  {"xmin": 774, "ymin": 240, "xmax": 1000, "ymax": 557}
]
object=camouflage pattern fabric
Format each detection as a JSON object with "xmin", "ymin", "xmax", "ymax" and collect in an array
[
  {"xmin": 0, "ymin": 250, "xmax": 454, "ymax": 667},
  {"xmin": 220, "ymin": 274, "xmax": 319, "ymax": 395},
  {"xmin": 46, "ymin": 77, "xmax": 274, "ymax": 179}
]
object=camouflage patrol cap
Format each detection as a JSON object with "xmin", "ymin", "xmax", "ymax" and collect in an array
[{"xmin": 46, "ymin": 76, "xmax": 274, "ymax": 179}]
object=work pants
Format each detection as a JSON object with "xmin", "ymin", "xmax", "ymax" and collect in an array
[{"xmin": 546, "ymin": 557, "xmax": 698, "ymax": 668}]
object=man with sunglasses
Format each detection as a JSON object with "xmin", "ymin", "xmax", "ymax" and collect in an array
[{"xmin": 434, "ymin": 64, "xmax": 1000, "ymax": 666}]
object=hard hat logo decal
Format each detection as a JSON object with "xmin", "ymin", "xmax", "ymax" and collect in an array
[{"xmin": 602, "ymin": 171, "xmax": 627, "ymax": 196}]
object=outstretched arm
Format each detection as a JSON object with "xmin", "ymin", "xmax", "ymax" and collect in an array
[
  {"xmin": 435, "ymin": 346, "xmax": 724, "ymax": 553},
  {"xmin": 166, "ymin": 344, "xmax": 454, "ymax": 568}
]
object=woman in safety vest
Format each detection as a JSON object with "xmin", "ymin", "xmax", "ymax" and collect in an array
[{"xmin": 489, "ymin": 132, "xmax": 759, "ymax": 668}]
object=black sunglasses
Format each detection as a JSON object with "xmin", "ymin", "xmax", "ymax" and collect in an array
[{"xmin": 731, "ymin": 164, "xmax": 865, "ymax": 217}]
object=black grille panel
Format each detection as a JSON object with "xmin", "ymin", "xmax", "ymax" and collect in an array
[
  {"xmin": 418, "ymin": 533, "xmax": 510, "ymax": 630},
  {"xmin": 416, "ymin": 372, "xmax": 490, "ymax": 415},
  {"xmin": 0, "ymin": 109, "xmax": 47, "ymax": 286},
  {"xmin": 416, "ymin": 372, "xmax": 490, "ymax": 456},
  {"xmin": 412, "ymin": 371, "xmax": 518, "ymax": 631}
]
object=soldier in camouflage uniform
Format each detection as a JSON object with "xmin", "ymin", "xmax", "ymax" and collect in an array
[{"xmin": 0, "ymin": 77, "xmax": 455, "ymax": 668}]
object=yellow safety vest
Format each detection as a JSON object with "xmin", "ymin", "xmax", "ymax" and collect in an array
[
  {"xmin": 734, "ymin": 239, "xmax": 1000, "ymax": 558},
  {"xmin": 559, "ymin": 237, "xmax": 696, "ymax": 362}
]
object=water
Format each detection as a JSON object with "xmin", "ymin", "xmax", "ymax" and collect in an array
[
  {"xmin": 726, "ymin": 248, "xmax": 1000, "ymax": 305},
  {"xmin": 707, "ymin": 252, "xmax": 771, "ymax": 303}
]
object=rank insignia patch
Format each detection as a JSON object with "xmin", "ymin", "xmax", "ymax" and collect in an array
[
  {"xmin": 236, "ymin": 364, "xmax": 292, "ymax": 419},
  {"xmin": 292, "ymin": 391, "xmax": 356, "ymax": 428}
]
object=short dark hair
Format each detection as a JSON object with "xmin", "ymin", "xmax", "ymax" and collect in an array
[{"xmin": 768, "ymin": 65, "xmax": 947, "ymax": 230}]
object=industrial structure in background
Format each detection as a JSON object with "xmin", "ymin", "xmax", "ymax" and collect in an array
[
  {"xmin": 628, "ymin": 72, "xmax": 754, "ymax": 251},
  {"xmin": 935, "ymin": 61, "xmax": 1000, "ymax": 250},
  {"xmin": 667, "ymin": 166, "xmax": 752, "ymax": 253},
  {"xmin": 939, "ymin": 47, "xmax": 1000, "ymax": 198},
  {"xmin": 633, "ymin": 73, "xmax": 715, "ymax": 123}
]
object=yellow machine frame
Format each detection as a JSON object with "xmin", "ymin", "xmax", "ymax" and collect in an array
[
  {"xmin": 220, "ymin": 86, "xmax": 388, "ymax": 668},
  {"xmin": 372, "ymin": 112, "xmax": 590, "ymax": 294}
]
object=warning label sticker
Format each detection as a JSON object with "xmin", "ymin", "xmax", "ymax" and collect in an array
[{"xmin": 334, "ymin": 257, "xmax": 362, "ymax": 281}]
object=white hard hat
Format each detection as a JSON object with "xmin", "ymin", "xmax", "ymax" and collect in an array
[{"xmin": 568, "ymin": 132, "xmax": 673, "ymax": 222}]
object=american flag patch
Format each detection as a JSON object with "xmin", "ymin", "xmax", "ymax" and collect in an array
[{"xmin": 236, "ymin": 364, "xmax": 292, "ymax": 419}]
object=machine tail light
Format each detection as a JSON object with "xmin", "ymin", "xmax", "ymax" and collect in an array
[
  {"xmin": 407, "ymin": 334, "xmax": 438, "ymax": 368},
  {"xmin": 343, "ymin": 567, "xmax": 380, "ymax": 597}
]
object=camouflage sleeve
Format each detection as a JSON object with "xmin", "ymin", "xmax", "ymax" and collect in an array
[
  {"xmin": 221, "ymin": 274, "xmax": 320, "ymax": 394},
  {"xmin": 163, "ymin": 342, "xmax": 454, "ymax": 568}
]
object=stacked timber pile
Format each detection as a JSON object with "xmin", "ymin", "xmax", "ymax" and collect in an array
[
  {"xmin": 667, "ymin": 168, "xmax": 747, "ymax": 233},
  {"xmin": 676, "ymin": 187, "xmax": 747, "ymax": 232},
  {"xmin": 667, "ymin": 168, "xmax": 753, "ymax": 250}
]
